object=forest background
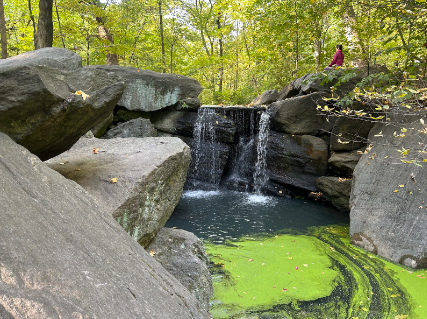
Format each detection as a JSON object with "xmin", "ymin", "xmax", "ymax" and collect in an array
[{"xmin": 0, "ymin": 0, "xmax": 426, "ymax": 105}]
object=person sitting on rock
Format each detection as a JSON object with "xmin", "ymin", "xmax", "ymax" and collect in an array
[{"xmin": 325, "ymin": 45, "xmax": 344, "ymax": 70}]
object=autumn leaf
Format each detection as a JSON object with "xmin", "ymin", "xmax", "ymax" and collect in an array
[
  {"xmin": 248, "ymin": 259, "xmax": 253, "ymax": 262},
  {"xmin": 110, "ymin": 178, "xmax": 118, "ymax": 183},
  {"xmin": 93, "ymin": 148, "xmax": 99, "ymax": 154},
  {"xmin": 149, "ymin": 250, "xmax": 156, "ymax": 257},
  {"xmin": 282, "ymin": 288, "xmax": 288, "ymax": 292},
  {"xmin": 337, "ymin": 138, "xmax": 350, "ymax": 144},
  {"xmin": 395, "ymin": 315, "xmax": 408, "ymax": 319},
  {"xmin": 74, "ymin": 90, "xmax": 90, "ymax": 101}
]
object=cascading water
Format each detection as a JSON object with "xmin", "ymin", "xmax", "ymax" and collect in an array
[
  {"xmin": 187, "ymin": 107, "xmax": 223, "ymax": 190},
  {"xmin": 187, "ymin": 105, "xmax": 271, "ymax": 195},
  {"xmin": 252, "ymin": 112, "xmax": 270, "ymax": 194}
]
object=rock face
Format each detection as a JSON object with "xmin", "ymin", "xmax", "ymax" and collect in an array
[
  {"xmin": 251, "ymin": 89, "xmax": 279, "ymax": 106},
  {"xmin": 0, "ymin": 132, "xmax": 209, "ymax": 318},
  {"xmin": 329, "ymin": 117, "xmax": 375, "ymax": 151},
  {"xmin": 151, "ymin": 110, "xmax": 199, "ymax": 137},
  {"xmin": 350, "ymin": 117, "xmax": 427, "ymax": 268},
  {"xmin": 0, "ymin": 54, "xmax": 124, "ymax": 160},
  {"xmin": 266, "ymin": 131, "xmax": 329, "ymax": 192},
  {"xmin": 104, "ymin": 118, "xmax": 157, "ymax": 138},
  {"xmin": 89, "ymin": 65, "xmax": 203, "ymax": 112},
  {"xmin": 328, "ymin": 151, "xmax": 362, "ymax": 177},
  {"xmin": 147, "ymin": 228, "xmax": 213, "ymax": 312},
  {"xmin": 0, "ymin": 47, "xmax": 82, "ymax": 71},
  {"xmin": 270, "ymin": 92, "xmax": 327, "ymax": 135},
  {"xmin": 316, "ymin": 176, "xmax": 351, "ymax": 211},
  {"xmin": 46, "ymin": 137, "xmax": 190, "ymax": 247}
]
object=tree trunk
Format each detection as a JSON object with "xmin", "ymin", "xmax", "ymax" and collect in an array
[
  {"xmin": 0, "ymin": 0, "xmax": 7, "ymax": 58},
  {"xmin": 54, "ymin": 0, "xmax": 65, "ymax": 48},
  {"xmin": 158, "ymin": 0, "xmax": 166, "ymax": 73},
  {"xmin": 217, "ymin": 13, "xmax": 223, "ymax": 93},
  {"xmin": 96, "ymin": 17, "xmax": 119, "ymax": 65},
  {"xmin": 35, "ymin": 0, "xmax": 53, "ymax": 49}
]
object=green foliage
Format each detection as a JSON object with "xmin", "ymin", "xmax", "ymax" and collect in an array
[{"xmin": 2, "ymin": 0, "xmax": 427, "ymax": 104}]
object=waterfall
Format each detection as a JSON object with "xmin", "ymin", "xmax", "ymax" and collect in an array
[
  {"xmin": 187, "ymin": 107, "xmax": 222, "ymax": 189},
  {"xmin": 253, "ymin": 112, "xmax": 270, "ymax": 194}
]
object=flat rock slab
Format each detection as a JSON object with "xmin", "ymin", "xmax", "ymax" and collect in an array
[
  {"xmin": 47, "ymin": 137, "xmax": 191, "ymax": 247},
  {"xmin": 350, "ymin": 115, "xmax": 427, "ymax": 268},
  {"xmin": 316, "ymin": 176, "xmax": 351, "ymax": 211},
  {"xmin": 88, "ymin": 65, "xmax": 203, "ymax": 112},
  {"xmin": 0, "ymin": 132, "xmax": 209, "ymax": 318},
  {"xmin": 147, "ymin": 228, "xmax": 213, "ymax": 312}
]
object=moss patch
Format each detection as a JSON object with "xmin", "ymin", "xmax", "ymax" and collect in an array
[{"xmin": 207, "ymin": 226, "xmax": 425, "ymax": 318}]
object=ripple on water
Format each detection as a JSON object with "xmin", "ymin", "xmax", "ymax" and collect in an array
[{"xmin": 244, "ymin": 194, "xmax": 277, "ymax": 206}]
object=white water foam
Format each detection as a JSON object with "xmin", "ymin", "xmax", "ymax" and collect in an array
[
  {"xmin": 244, "ymin": 194, "xmax": 277, "ymax": 206},
  {"xmin": 182, "ymin": 190, "xmax": 222, "ymax": 199}
]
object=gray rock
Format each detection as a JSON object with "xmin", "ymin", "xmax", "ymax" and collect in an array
[
  {"xmin": 251, "ymin": 89, "xmax": 279, "ymax": 106},
  {"xmin": 0, "ymin": 61, "xmax": 124, "ymax": 160},
  {"xmin": 316, "ymin": 176, "xmax": 351, "ymax": 211},
  {"xmin": 350, "ymin": 116, "xmax": 427, "ymax": 268},
  {"xmin": 89, "ymin": 65, "xmax": 203, "ymax": 112},
  {"xmin": 266, "ymin": 131, "xmax": 329, "ymax": 192},
  {"xmin": 92, "ymin": 113, "xmax": 114, "ymax": 138},
  {"xmin": 114, "ymin": 108, "xmax": 151, "ymax": 122},
  {"xmin": 172, "ymin": 98, "xmax": 202, "ymax": 111},
  {"xmin": 46, "ymin": 137, "xmax": 190, "ymax": 247},
  {"xmin": 146, "ymin": 228, "xmax": 213, "ymax": 312},
  {"xmin": 270, "ymin": 92, "xmax": 328, "ymax": 135},
  {"xmin": 0, "ymin": 47, "xmax": 82, "ymax": 71},
  {"xmin": 151, "ymin": 110, "xmax": 199, "ymax": 138},
  {"xmin": 330, "ymin": 117, "xmax": 375, "ymax": 151},
  {"xmin": 277, "ymin": 83, "xmax": 299, "ymax": 100},
  {"xmin": 328, "ymin": 151, "xmax": 362, "ymax": 177},
  {"xmin": 104, "ymin": 118, "xmax": 157, "ymax": 138},
  {"xmin": 0, "ymin": 132, "xmax": 209, "ymax": 318}
]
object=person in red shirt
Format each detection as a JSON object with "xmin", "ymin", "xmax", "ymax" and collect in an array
[{"xmin": 325, "ymin": 45, "xmax": 344, "ymax": 70}]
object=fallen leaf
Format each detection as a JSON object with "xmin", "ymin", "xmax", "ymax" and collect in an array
[
  {"xmin": 288, "ymin": 257, "xmax": 293, "ymax": 260},
  {"xmin": 93, "ymin": 148, "xmax": 99, "ymax": 154},
  {"xmin": 399, "ymin": 184, "xmax": 404, "ymax": 188},
  {"xmin": 282, "ymin": 288, "xmax": 288, "ymax": 292},
  {"xmin": 394, "ymin": 190, "xmax": 399, "ymax": 193},
  {"xmin": 59, "ymin": 161, "xmax": 69, "ymax": 165},
  {"xmin": 110, "ymin": 177, "xmax": 118, "ymax": 183},
  {"xmin": 248, "ymin": 259, "xmax": 253, "ymax": 262},
  {"xmin": 149, "ymin": 250, "xmax": 156, "ymax": 257},
  {"xmin": 303, "ymin": 264, "xmax": 308, "ymax": 267},
  {"xmin": 272, "ymin": 285, "xmax": 276, "ymax": 289}
]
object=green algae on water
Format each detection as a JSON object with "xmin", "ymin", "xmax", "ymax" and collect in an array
[{"xmin": 207, "ymin": 225, "xmax": 426, "ymax": 319}]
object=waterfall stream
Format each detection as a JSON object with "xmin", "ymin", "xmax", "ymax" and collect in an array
[{"xmin": 252, "ymin": 112, "xmax": 270, "ymax": 194}]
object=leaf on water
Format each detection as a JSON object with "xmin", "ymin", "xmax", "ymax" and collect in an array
[
  {"xmin": 248, "ymin": 259, "xmax": 253, "ymax": 262},
  {"xmin": 288, "ymin": 257, "xmax": 293, "ymax": 260},
  {"xmin": 303, "ymin": 264, "xmax": 308, "ymax": 267},
  {"xmin": 282, "ymin": 288, "xmax": 288, "ymax": 292},
  {"xmin": 272, "ymin": 285, "xmax": 276, "ymax": 289},
  {"xmin": 110, "ymin": 178, "xmax": 118, "ymax": 183}
]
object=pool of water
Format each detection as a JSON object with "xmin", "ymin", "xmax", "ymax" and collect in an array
[
  {"xmin": 166, "ymin": 190, "xmax": 349, "ymax": 244},
  {"xmin": 166, "ymin": 190, "xmax": 427, "ymax": 319}
]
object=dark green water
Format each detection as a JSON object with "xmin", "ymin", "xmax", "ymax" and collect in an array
[{"xmin": 166, "ymin": 190, "xmax": 426, "ymax": 319}]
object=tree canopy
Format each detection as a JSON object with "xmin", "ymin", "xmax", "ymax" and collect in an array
[{"xmin": 1, "ymin": 0, "xmax": 426, "ymax": 104}]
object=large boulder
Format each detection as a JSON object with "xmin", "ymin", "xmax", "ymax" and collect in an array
[
  {"xmin": 146, "ymin": 228, "xmax": 213, "ymax": 312},
  {"xmin": 88, "ymin": 65, "xmax": 203, "ymax": 112},
  {"xmin": 0, "ymin": 47, "xmax": 82, "ymax": 71},
  {"xmin": 266, "ymin": 131, "xmax": 329, "ymax": 192},
  {"xmin": 250, "ymin": 89, "xmax": 279, "ymax": 106},
  {"xmin": 103, "ymin": 118, "xmax": 157, "ymax": 139},
  {"xmin": 0, "ymin": 132, "xmax": 209, "ymax": 318},
  {"xmin": 350, "ymin": 115, "xmax": 427, "ymax": 268},
  {"xmin": 0, "ymin": 55, "xmax": 124, "ymax": 160},
  {"xmin": 270, "ymin": 92, "xmax": 328, "ymax": 135},
  {"xmin": 46, "ymin": 137, "xmax": 190, "ymax": 247},
  {"xmin": 316, "ymin": 176, "xmax": 351, "ymax": 211}
]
